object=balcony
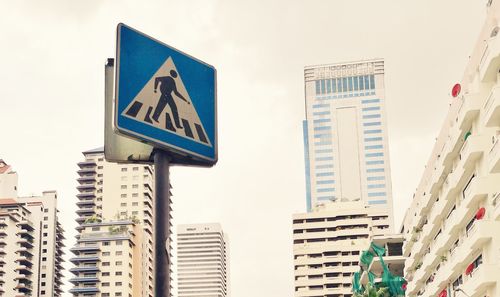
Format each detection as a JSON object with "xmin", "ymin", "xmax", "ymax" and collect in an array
[
  {"xmin": 483, "ymin": 86, "xmax": 500, "ymax": 127},
  {"xmin": 77, "ymin": 167, "xmax": 96, "ymax": 176},
  {"xmin": 69, "ymin": 266, "xmax": 99, "ymax": 275},
  {"xmin": 68, "ymin": 287, "xmax": 99, "ymax": 294},
  {"xmin": 462, "ymin": 175, "xmax": 496, "ymax": 209},
  {"xmin": 457, "ymin": 93, "xmax": 481, "ymax": 131},
  {"xmin": 70, "ymin": 245, "xmax": 100, "ymax": 253},
  {"xmin": 77, "ymin": 184, "xmax": 96, "ymax": 191},
  {"xmin": 443, "ymin": 124, "xmax": 463, "ymax": 167},
  {"xmin": 458, "ymin": 135, "xmax": 489, "ymax": 171},
  {"xmin": 479, "ymin": 35, "xmax": 500, "ymax": 82},
  {"xmin": 461, "ymin": 264, "xmax": 497, "ymax": 296},
  {"xmin": 488, "ymin": 137, "xmax": 500, "ymax": 173},
  {"xmin": 76, "ymin": 192, "xmax": 95, "ymax": 199},
  {"xmin": 77, "ymin": 160, "xmax": 97, "ymax": 168},
  {"xmin": 69, "ymin": 255, "xmax": 100, "ymax": 264},
  {"xmin": 68, "ymin": 276, "xmax": 99, "ymax": 284}
]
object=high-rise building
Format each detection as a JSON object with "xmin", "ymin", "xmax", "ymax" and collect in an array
[
  {"xmin": 0, "ymin": 160, "xmax": 65, "ymax": 297},
  {"xmin": 293, "ymin": 201, "xmax": 391, "ymax": 297},
  {"xmin": 0, "ymin": 159, "xmax": 18, "ymax": 198},
  {"xmin": 401, "ymin": 1, "xmax": 500, "ymax": 296},
  {"xmin": 303, "ymin": 59, "xmax": 394, "ymax": 227},
  {"xmin": 177, "ymin": 223, "xmax": 229, "ymax": 297},
  {"xmin": 70, "ymin": 147, "xmax": 157, "ymax": 297}
]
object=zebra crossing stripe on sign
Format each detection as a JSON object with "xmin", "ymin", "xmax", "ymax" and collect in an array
[{"xmin": 122, "ymin": 57, "xmax": 212, "ymax": 147}]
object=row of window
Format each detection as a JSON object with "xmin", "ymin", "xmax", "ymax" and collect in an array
[
  {"xmin": 315, "ymin": 75, "xmax": 376, "ymax": 95},
  {"xmin": 315, "ymin": 90, "xmax": 376, "ymax": 100}
]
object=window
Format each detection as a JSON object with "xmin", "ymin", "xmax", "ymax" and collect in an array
[
  {"xmin": 133, "ymin": 167, "xmax": 139, "ymax": 171},
  {"xmin": 368, "ymin": 192, "xmax": 386, "ymax": 197},
  {"xmin": 102, "ymin": 272, "xmax": 110, "ymax": 276},
  {"xmin": 116, "ymin": 261, "xmax": 123, "ymax": 266},
  {"xmin": 120, "ymin": 185, "xmax": 127, "ymax": 189},
  {"xmin": 366, "ymin": 152, "xmax": 384, "ymax": 158},
  {"xmin": 362, "ymin": 106, "xmax": 380, "ymax": 112},
  {"xmin": 452, "ymin": 275, "xmax": 463, "ymax": 291},
  {"xmin": 342, "ymin": 78, "xmax": 347, "ymax": 91},
  {"xmin": 363, "ymin": 122, "xmax": 381, "ymax": 127},
  {"xmin": 121, "ymin": 194, "xmax": 127, "ymax": 198},
  {"xmin": 315, "ymin": 80, "xmax": 320, "ymax": 94},
  {"xmin": 362, "ymin": 98, "xmax": 380, "ymax": 104},
  {"xmin": 364, "ymin": 75, "xmax": 370, "ymax": 89},
  {"xmin": 363, "ymin": 114, "xmax": 381, "ymax": 119},
  {"xmin": 365, "ymin": 137, "xmax": 383, "ymax": 142},
  {"xmin": 102, "ymin": 252, "xmax": 110, "ymax": 256},
  {"xmin": 116, "ymin": 251, "xmax": 123, "ymax": 256},
  {"xmin": 102, "ymin": 262, "xmax": 110, "ymax": 267},
  {"xmin": 367, "ymin": 176, "xmax": 385, "ymax": 181},
  {"xmin": 44, "ymin": 209, "xmax": 49, "ymax": 213},
  {"xmin": 116, "ymin": 271, "xmax": 123, "ymax": 276},
  {"xmin": 132, "ymin": 193, "xmax": 138, "ymax": 197},
  {"xmin": 132, "ymin": 202, "xmax": 139, "ymax": 206},
  {"xmin": 121, "ymin": 168, "xmax": 127, "ymax": 172},
  {"xmin": 364, "ymin": 129, "xmax": 382, "ymax": 134},
  {"xmin": 121, "ymin": 203, "xmax": 127, "ymax": 207}
]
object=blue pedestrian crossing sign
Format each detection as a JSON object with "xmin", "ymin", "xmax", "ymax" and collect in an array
[{"xmin": 115, "ymin": 24, "xmax": 217, "ymax": 165}]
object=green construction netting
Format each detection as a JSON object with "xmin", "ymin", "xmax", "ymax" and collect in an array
[
  {"xmin": 352, "ymin": 272, "xmax": 362, "ymax": 294},
  {"xmin": 360, "ymin": 250, "xmax": 374, "ymax": 267},
  {"xmin": 353, "ymin": 242, "xmax": 407, "ymax": 296},
  {"xmin": 368, "ymin": 271, "xmax": 376, "ymax": 284}
]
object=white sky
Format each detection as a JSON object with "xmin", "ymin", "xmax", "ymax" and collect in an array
[{"xmin": 0, "ymin": 1, "xmax": 487, "ymax": 296}]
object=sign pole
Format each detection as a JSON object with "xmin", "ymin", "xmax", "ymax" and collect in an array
[{"xmin": 154, "ymin": 149, "xmax": 172, "ymax": 297}]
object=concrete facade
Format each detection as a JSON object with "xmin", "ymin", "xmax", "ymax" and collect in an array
[
  {"xmin": 0, "ymin": 161, "xmax": 65, "ymax": 297},
  {"xmin": 303, "ymin": 59, "xmax": 394, "ymax": 230},
  {"xmin": 293, "ymin": 201, "xmax": 391, "ymax": 297},
  {"xmin": 177, "ymin": 223, "xmax": 229, "ymax": 297},
  {"xmin": 401, "ymin": 1, "xmax": 500, "ymax": 296},
  {"xmin": 70, "ymin": 147, "xmax": 156, "ymax": 297}
]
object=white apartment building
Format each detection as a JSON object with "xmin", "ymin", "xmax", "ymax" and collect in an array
[
  {"xmin": 18, "ymin": 192, "xmax": 65, "ymax": 297},
  {"xmin": 303, "ymin": 59, "xmax": 394, "ymax": 228},
  {"xmin": 0, "ymin": 160, "xmax": 64, "ymax": 297},
  {"xmin": 70, "ymin": 147, "xmax": 156, "ymax": 297},
  {"xmin": 401, "ymin": 1, "xmax": 500, "ymax": 297},
  {"xmin": 0, "ymin": 161, "xmax": 65, "ymax": 297},
  {"xmin": 177, "ymin": 223, "xmax": 229, "ymax": 297},
  {"xmin": 293, "ymin": 201, "xmax": 391, "ymax": 297}
]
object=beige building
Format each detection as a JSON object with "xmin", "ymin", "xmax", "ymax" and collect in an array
[
  {"xmin": 70, "ymin": 147, "xmax": 156, "ymax": 297},
  {"xmin": 0, "ymin": 160, "xmax": 65, "ymax": 297},
  {"xmin": 401, "ymin": 1, "xmax": 500, "ymax": 296},
  {"xmin": 177, "ymin": 223, "xmax": 229, "ymax": 297},
  {"xmin": 293, "ymin": 201, "xmax": 391, "ymax": 297}
]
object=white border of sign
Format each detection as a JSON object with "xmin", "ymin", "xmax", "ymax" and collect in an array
[{"xmin": 114, "ymin": 23, "xmax": 218, "ymax": 166}]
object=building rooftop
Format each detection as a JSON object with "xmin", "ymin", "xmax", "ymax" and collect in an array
[{"xmin": 82, "ymin": 147, "xmax": 104, "ymax": 155}]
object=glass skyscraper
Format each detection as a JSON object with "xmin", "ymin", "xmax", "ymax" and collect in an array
[{"xmin": 303, "ymin": 59, "xmax": 394, "ymax": 227}]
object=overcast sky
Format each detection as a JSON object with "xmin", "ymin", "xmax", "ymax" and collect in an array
[{"xmin": 0, "ymin": 1, "xmax": 487, "ymax": 296}]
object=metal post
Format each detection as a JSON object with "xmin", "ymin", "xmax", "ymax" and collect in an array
[{"xmin": 154, "ymin": 149, "xmax": 172, "ymax": 297}]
